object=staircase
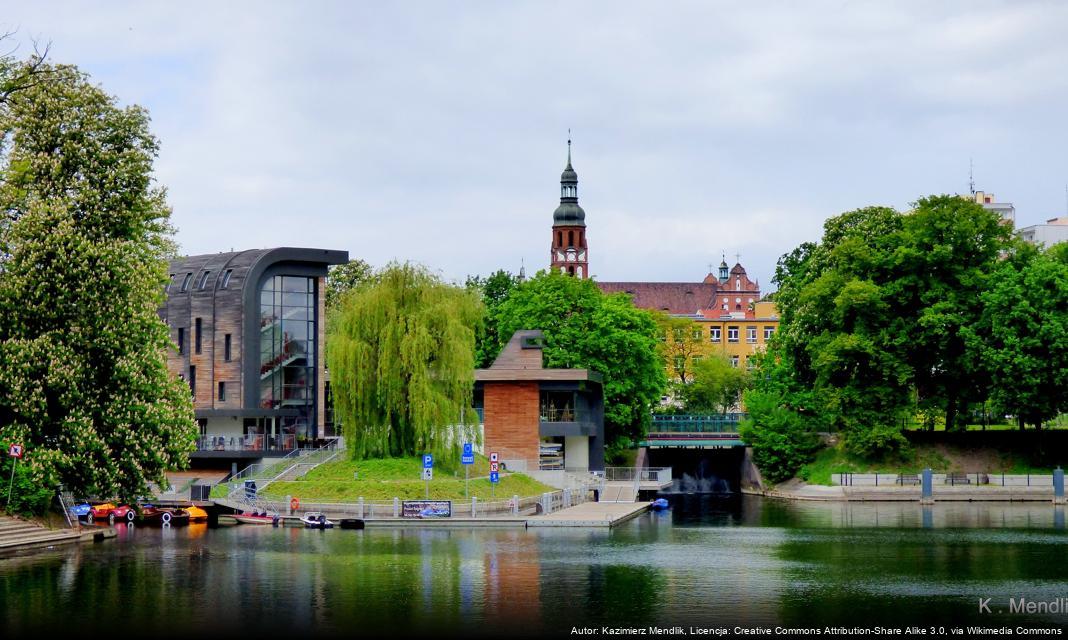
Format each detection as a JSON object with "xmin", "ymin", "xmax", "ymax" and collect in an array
[
  {"xmin": 0, "ymin": 515, "xmax": 81, "ymax": 552},
  {"xmin": 213, "ymin": 440, "xmax": 341, "ymax": 513}
]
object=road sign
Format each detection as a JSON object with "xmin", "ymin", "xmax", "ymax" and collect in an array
[
  {"xmin": 463, "ymin": 443, "xmax": 473, "ymax": 456},
  {"xmin": 461, "ymin": 443, "xmax": 474, "ymax": 465},
  {"xmin": 8, "ymin": 444, "xmax": 23, "ymax": 459},
  {"xmin": 490, "ymin": 461, "xmax": 499, "ymax": 473},
  {"xmin": 489, "ymin": 471, "xmax": 499, "ymax": 484},
  {"xmin": 490, "ymin": 452, "xmax": 498, "ymax": 463},
  {"xmin": 423, "ymin": 454, "xmax": 433, "ymax": 469},
  {"xmin": 422, "ymin": 467, "xmax": 433, "ymax": 480}
]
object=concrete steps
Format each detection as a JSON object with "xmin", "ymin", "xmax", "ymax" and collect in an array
[
  {"xmin": 600, "ymin": 482, "xmax": 637, "ymax": 503},
  {"xmin": 0, "ymin": 515, "xmax": 81, "ymax": 552}
]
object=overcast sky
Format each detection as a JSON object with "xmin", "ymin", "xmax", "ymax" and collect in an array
[{"xmin": 4, "ymin": 1, "xmax": 1067, "ymax": 289}]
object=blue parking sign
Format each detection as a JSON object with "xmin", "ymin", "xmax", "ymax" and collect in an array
[
  {"xmin": 463, "ymin": 443, "xmax": 473, "ymax": 456},
  {"xmin": 461, "ymin": 443, "xmax": 474, "ymax": 465},
  {"xmin": 490, "ymin": 471, "xmax": 499, "ymax": 484},
  {"xmin": 423, "ymin": 454, "xmax": 433, "ymax": 468}
]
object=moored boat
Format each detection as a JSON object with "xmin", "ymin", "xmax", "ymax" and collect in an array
[
  {"xmin": 338, "ymin": 518, "xmax": 365, "ymax": 530},
  {"xmin": 232, "ymin": 511, "xmax": 279, "ymax": 526},
  {"xmin": 301, "ymin": 512, "xmax": 334, "ymax": 529},
  {"xmin": 183, "ymin": 505, "xmax": 209, "ymax": 522},
  {"xmin": 139, "ymin": 506, "xmax": 191, "ymax": 526},
  {"xmin": 650, "ymin": 498, "xmax": 670, "ymax": 511}
]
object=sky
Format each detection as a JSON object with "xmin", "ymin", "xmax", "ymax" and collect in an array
[{"xmin": 4, "ymin": 1, "xmax": 1067, "ymax": 290}]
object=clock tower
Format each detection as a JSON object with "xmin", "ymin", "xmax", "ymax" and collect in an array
[{"xmin": 550, "ymin": 138, "xmax": 588, "ymax": 278}]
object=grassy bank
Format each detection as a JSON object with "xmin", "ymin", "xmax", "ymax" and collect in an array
[
  {"xmin": 799, "ymin": 442, "xmax": 1058, "ymax": 486},
  {"xmin": 260, "ymin": 456, "xmax": 555, "ymax": 502}
]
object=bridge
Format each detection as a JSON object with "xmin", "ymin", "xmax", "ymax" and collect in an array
[{"xmin": 640, "ymin": 414, "xmax": 746, "ymax": 448}]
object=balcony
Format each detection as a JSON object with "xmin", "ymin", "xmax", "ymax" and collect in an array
[
  {"xmin": 193, "ymin": 434, "xmax": 300, "ymax": 458},
  {"xmin": 539, "ymin": 407, "xmax": 595, "ymax": 437}
]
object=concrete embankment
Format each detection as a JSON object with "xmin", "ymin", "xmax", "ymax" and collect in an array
[
  {"xmin": 0, "ymin": 514, "xmax": 113, "ymax": 555},
  {"xmin": 744, "ymin": 479, "xmax": 1063, "ymax": 502}
]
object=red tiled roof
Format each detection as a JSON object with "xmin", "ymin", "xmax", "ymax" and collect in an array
[{"xmin": 597, "ymin": 282, "xmax": 720, "ymax": 315}]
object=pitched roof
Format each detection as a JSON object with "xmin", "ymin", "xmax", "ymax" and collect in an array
[{"xmin": 597, "ymin": 282, "xmax": 719, "ymax": 315}]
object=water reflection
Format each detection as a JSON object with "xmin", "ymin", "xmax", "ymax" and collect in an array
[{"xmin": 2, "ymin": 497, "xmax": 1067, "ymax": 636}]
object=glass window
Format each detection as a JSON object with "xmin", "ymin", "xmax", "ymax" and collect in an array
[
  {"xmin": 260, "ymin": 275, "xmax": 316, "ymax": 439},
  {"xmin": 189, "ymin": 365, "xmax": 196, "ymax": 397},
  {"xmin": 728, "ymin": 326, "xmax": 739, "ymax": 342},
  {"xmin": 221, "ymin": 269, "xmax": 233, "ymax": 289},
  {"xmin": 177, "ymin": 328, "xmax": 185, "ymax": 354},
  {"xmin": 710, "ymin": 327, "xmax": 721, "ymax": 343},
  {"xmin": 747, "ymin": 326, "xmax": 757, "ymax": 343},
  {"xmin": 730, "ymin": 355, "xmax": 739, "ymax": 368},
  {"xmin": 180, "ymin": 273, "xmax": 192, "ymax": 292},
  {"xmin": 691, "ymin": 327, "xmax": 702, "ymax": 340},
  {"xmin": 195, "ymin": 318, "xmax": 202, "ymax": 354},
  {"xmin": 764, "ymin": 326, "xmax": 775, "ymax": 341},
  {"xmin": 224, "ymin": 334, "xmax": 232, "ymax": 361},
  {"xmin": 218, "ymin": 381, "xmax": 226, "ymax": 401},
  {"xmin": 198, "ymin": 271, "xmax": 211, "ymax": 290}
]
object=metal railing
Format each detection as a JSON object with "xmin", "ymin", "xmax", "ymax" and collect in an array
[
  {"xmin": 278, "ymin": 485, "xmax": 595, "ymax": 520},
  {"xmin": 603, "ymin": 467, "xmax": 673, "ymax": 484},
  {"xmin": 215, "ymin": 439, "xmax": 341, "ymax": 498},
  {"xmin": 834, "ymin": 471, "xmax": 1057, "ymax": 487},
  {"xmin": 539, "ymin": 408, "xmax": 592, "ymax": 423},
  {"xmin": 650, "ymin": 414, "xmax": 745, "ymax": 433},
  {"xmin": 195, "ymin": 434, "xmax": 299, "ymax": 452}
]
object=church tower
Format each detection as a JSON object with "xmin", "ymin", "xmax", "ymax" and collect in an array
[{"xmin": 550, "ymin": 138, "xmax": 588, "ymax": 278}]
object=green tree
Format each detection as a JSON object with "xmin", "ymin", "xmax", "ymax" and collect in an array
[
  {"xmin": 966, "ymin": 243, "xmax": 1068, "ymax": 430},
  {"xmin": 895, "ymin": 195, "xmax": 1011, "ymax": 431},
  {"xmin": 465, "ymin": 269, "xmax": 520, "ymax": 368},
  {"xmin": 325, "ymin": 258, "xmax": 373, "ymax": 309},
  {"xmin": 655, "ymin": 314, "xmax": 703, "ymax": 384},
  {"xmin": 769, "ymin": 206, "xmax": 913, "ymax": 453},
  {"xmin": 491, "ymin": 271, "xmax": 666, "ymax": 445},
  {"xmin": 327, "ymin": 262, "xmax": 482, "ymax": 463},
  {"xmin": 0, "ymin": 62, "xmax": 196, "ymax": 505},
  {"xmin": 677, "ymin": 354, "xmax": 750, "ymax": 414},
  {"xmin": 738, "ymin": 389, "xmax": 821, "ymax": 484}
]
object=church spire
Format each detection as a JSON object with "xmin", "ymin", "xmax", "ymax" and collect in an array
[{"xmin": 550, "ymin": 135, "xmax": 589, "ymax": 278}]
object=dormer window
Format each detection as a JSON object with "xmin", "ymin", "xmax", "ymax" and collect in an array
[
  {"xmin": 221, "ymin": 269, "xmax": 233, "ymax": 289},
  {"xmin": 197, "ymin": 271, "xmax": 211, "ymax": 290},
  {"xmin": 180, "ymin": 273, "xmax": 192, "ymax": 292}
]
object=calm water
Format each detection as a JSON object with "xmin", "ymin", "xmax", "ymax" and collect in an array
[{"xmin": 3, "ymin": 496, "xmax": 1068, "ymax": 638}]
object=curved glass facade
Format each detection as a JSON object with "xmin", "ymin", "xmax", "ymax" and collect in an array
[{"xmin": 260, "ymin": 275, "xmax": 316, "ymax": 440}]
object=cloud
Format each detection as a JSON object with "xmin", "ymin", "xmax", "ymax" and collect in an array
[{"xmin": 2, "ymin": 0, "xmax": 1066, "ymax": 291}]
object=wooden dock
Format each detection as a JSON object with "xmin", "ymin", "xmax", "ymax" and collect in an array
[{"xmin": 526, "ymin": 501, "xmax": 651, "ymax": 528}]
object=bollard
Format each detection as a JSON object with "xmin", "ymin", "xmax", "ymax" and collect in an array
[
  {"xmin": 285, "ymin": 495, "xmax": 292, "ymax": 516},
  {"xmin": 471, "ymin": 497, "xmax": 477, "ymax": 517},
  {"xmin": 512, "ymin": 495, "xmax": 519, "ymax": 515},
  {"xmin": 393, "ymin": 497, "xmax": 399, "ymax": 517},
  {"xmin": 1054, "ymin": 468, "xmax": 1065, "ymax": 505},
  {"xmin": 358, "ymin": 497, "xmax": 364, "ymax": 519},
  {"xmin": 921, "ymin": 468, "xmax": 934, "ymax": 504}
]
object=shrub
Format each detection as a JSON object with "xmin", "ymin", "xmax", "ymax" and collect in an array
[
  {"xmin": 738, "ymin": 390, "xmax": 821, "ymax": 484},
  {"xmin": 2, "ymin": 461, "xmax": 55, "ymax": 516}
]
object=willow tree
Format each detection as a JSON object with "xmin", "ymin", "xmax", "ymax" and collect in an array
[
  {"xmin": 327, "ymin": 263, "xmax": 483, "ymax": 463},
  {"xmin": 0, "ymin": 61, "xmax": 196, "ymax": 505}
]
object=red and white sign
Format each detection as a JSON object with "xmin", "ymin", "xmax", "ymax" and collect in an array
[
  {"xmin": 490, "ymin": 462, "xmax": 499, "ymax": 473},
  {"xmin": 490, "ymin": 452, "xmax": 498, "ymax": 463},
  {"xmin": 8, "ymin": 444, "xmax": 24, "ymax": 459}
]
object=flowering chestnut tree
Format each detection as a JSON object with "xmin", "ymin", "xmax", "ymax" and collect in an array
[{"xmin": 0, "ymin": 60, "xmax": 196, "ymax": 504}]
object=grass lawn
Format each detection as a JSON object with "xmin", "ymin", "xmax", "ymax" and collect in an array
[
  {"xmin": 260, "ymin": 455, "xmax": 555, "ymax": 502},
  {"xmin": 799, "ymin": 443, "xmax": 1058, "ymax": 486}
]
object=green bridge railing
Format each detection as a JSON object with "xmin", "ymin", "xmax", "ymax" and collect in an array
[{"xmin": 650, "ymin": 414, "xmax": 746, "ymax": 433}]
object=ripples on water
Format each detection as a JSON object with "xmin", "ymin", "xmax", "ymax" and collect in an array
[{"xmin": 2, "ymin": 496, "xmax": 1066, "ymax": 637}]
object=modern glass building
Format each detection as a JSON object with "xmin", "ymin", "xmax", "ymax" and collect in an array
[{"xmin": 160, "ymin": 247, "xmax": 347, "ymax": 459}]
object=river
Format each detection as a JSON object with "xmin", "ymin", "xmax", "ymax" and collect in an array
[{"xmin": 2, "ymin": 496, "xmax": 1067, "ymax": 637}]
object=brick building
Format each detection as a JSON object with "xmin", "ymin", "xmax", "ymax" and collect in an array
[
  {"xmin": 475, "ymin": 330, "xmax": 605, "ymax": 473},
  {"xmin": 160, "ymin": 247, "xmax": 347, "ymax": 459}
]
